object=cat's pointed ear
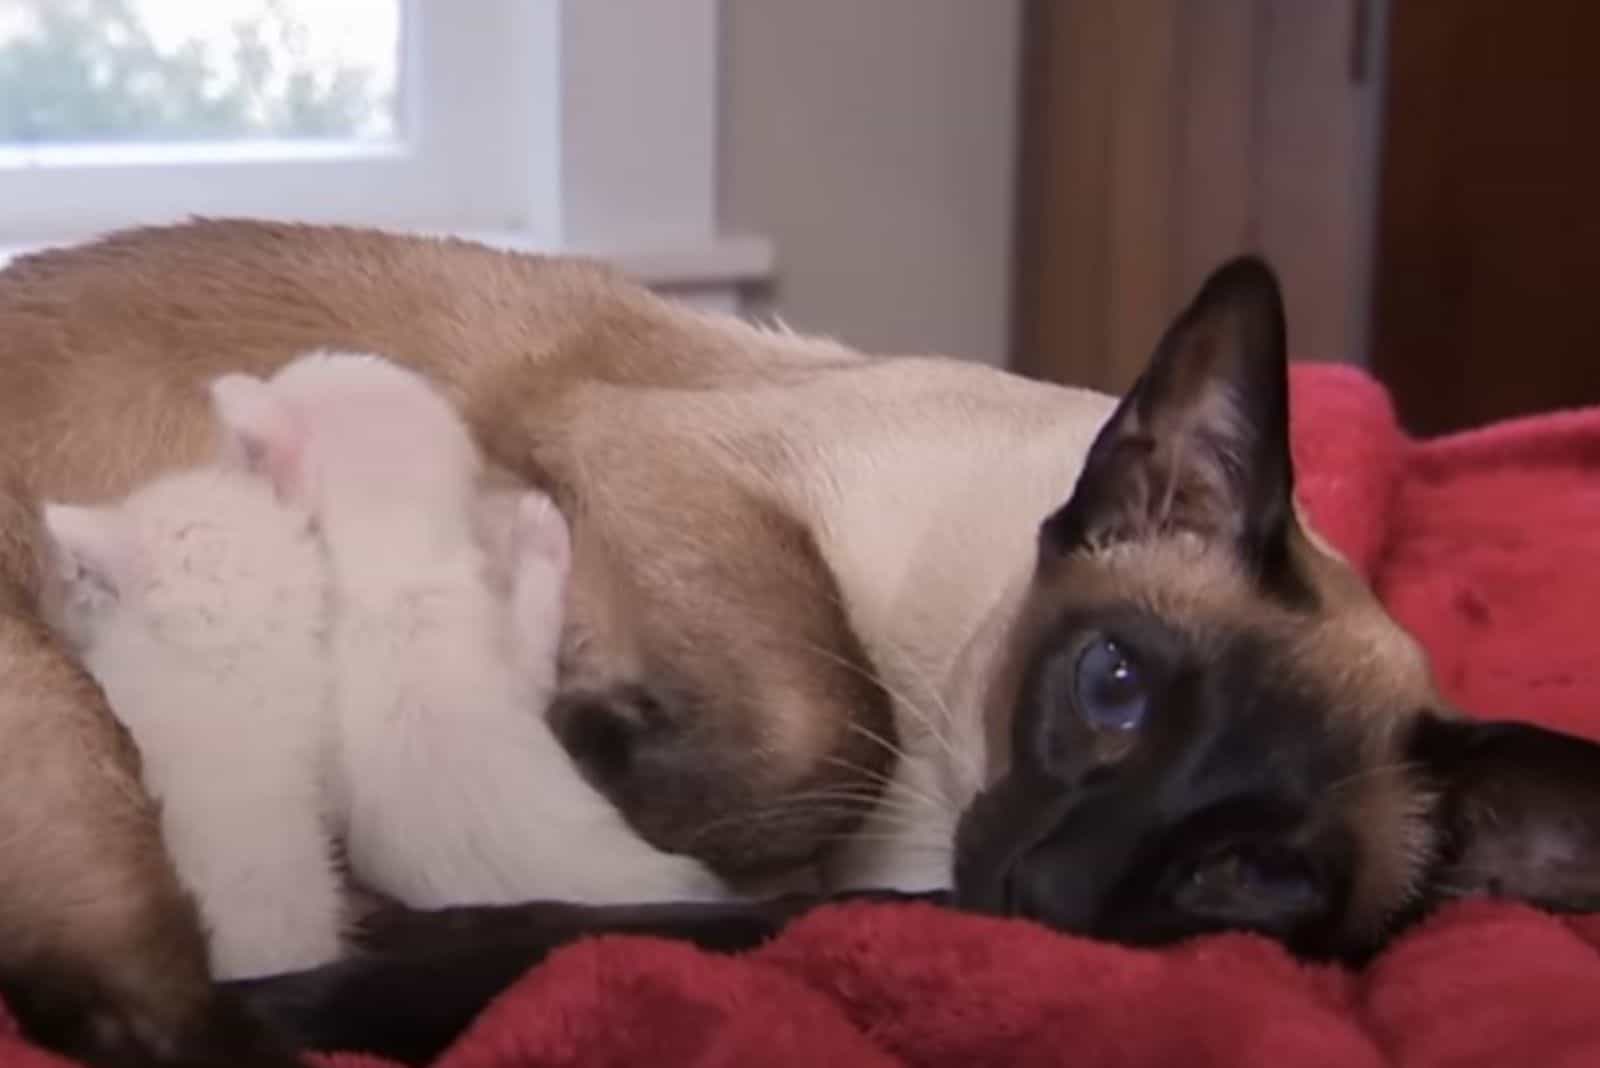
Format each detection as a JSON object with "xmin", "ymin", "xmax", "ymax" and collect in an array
[
  {"xmin": 209, "ymin": 373, "xmax": 306, "ymax": 502},
  {"xmin": 1041, "ymin": 257, "xmax": 1296, "ymax": 581},
  {"xmin": 40, "ymin": 502, "xmax": 126, "ymax": 622},
  {"xmin": 1410, "ymin": 713, "xmax": 1600, "ymax": 914}
]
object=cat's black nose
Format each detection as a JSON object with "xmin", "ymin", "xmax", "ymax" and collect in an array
[
  {"xmin": 956, "ymin": 777, "xmax": 1343, "ymax": 955},
  {"xmin": 953, "ymin": 775, "xmax": 1146, "ymax": 933}
]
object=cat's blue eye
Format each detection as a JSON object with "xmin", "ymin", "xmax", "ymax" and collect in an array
[{"xmin": 1074, "ymin": 637, "xmax": 1148, "ymax": 732}]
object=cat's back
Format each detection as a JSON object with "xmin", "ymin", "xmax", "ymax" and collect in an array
[
  {"xmin": 0, "ymin": 221, "xmax": 633, "ymax": 504},
  {"xmin": 267, "ymin": 352, "xmax": 486, "ymax": 568},
  {"xmin": 113, "ymin": 468, "xmax": 325, "ymax": 654}
]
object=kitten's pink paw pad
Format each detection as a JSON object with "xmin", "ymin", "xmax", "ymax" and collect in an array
[{"xmin": 514, "ymin": 492, "xmax": 571, "ymax": 572}]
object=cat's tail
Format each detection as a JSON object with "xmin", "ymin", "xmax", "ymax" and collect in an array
[{"xmin": 231, "ymin": 894, "xmax": 888, "ymax": 1063}]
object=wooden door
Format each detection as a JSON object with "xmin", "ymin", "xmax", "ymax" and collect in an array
[
  {"xmin": 1010, "ymin": 1, "xmax": 1383, "ymax": 392},
  {"xmin": 1370, "ymin": 0, "xmax": 1600, "ymax": 435}
]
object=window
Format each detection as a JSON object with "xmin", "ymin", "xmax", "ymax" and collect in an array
[
  {"xmin": 0, "ymin": 0, "xmax": 573, "ymax": 244},
  {"xmin": 0, "ymin": 0, "xmax": 402, "ymax": 149},
  {"xmin": 0, "ymin": 0, "xmax": 768, "ymax": 295}
]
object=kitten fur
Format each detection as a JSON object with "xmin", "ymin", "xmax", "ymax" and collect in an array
[
  {"xmin": 211, "ymin": 351, "xmax": 728, "ymax": 906},
  {"xmin": 40, "ymin": 466, "xmax": 345, "ymax": 981}
]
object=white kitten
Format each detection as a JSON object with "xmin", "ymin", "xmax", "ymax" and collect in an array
[
  {"xmin": 40, "ymin": 467, "xmax": 344, "ymax": 980},
  {"xmin": 212, "ymin": 351, "xmax": 727, "ymax": 906}
]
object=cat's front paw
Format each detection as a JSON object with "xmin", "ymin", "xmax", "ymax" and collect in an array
[
  {"xmin": 513, "ymin": 491, "xmax": 572, "ymax": 576},
  {"xmin": 507, "ymin": 491, "xmax": 572, "ymax": 660}
]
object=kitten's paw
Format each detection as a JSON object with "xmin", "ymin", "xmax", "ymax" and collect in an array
[{"xmin": 513, "ymin": 491, "xmax": 571, "ymax": 575}]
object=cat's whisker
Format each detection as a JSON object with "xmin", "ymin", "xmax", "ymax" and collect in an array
[
  {"xmin": 857, "ymin": 623, "xmax": 982, "ymax": 785},
  {"xmin": 679, "ymin": 797, "xmax": 942, "ymax": 846},
  {"xmin": 1324, "ymin": 760, "xmax": 1424, "ymax": 797},
  {"xmin": 756, "ymin": 785, "xmax": 938, "ymax": 820},
  {"xmin": 786, "ymin": 615, "xmax": 972, "ymax": 797},
  {"xmin": 818, "ymin": 754, "xmax": 952, "ymax": 817},
  {"xmin": 831, "ymin": 725, "xmax": 953, "ymax": 814},
  {"xmin": 818, "ymin": 758, "xmax": 938, "ymax": 805},
  {"xmin": 805, "ymin": 832, "xmax": 954, "ymax": 852}
]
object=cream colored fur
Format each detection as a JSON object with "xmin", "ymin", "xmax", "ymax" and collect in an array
[
  {"xmin": 764, "ymin": 361, "xmax": 1117, "ymax": 889},
  {"xmin": 40, "ymin": 468, "xmax": 344, "ymax": 980},
  {"xmin": 213, "ymin": 352, "xmax": 727, "ymax": 906}
]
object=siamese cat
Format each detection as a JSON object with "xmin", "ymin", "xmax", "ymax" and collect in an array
[
  {"xmin": 241, "ymin": 254, "xmax": 1600, "ymax": 1061},
  {"xmin": 0, "ymin": 221, "xmax": 1596, "ymax": 1065},
  {"xmin": 209, "ymin": 351, "xmax": 726, "ymax": 907}
]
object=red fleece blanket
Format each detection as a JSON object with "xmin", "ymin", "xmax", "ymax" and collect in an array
[{"xmin": 8, "ymin": 363, "xmax": 1600, "ymax": 1067}]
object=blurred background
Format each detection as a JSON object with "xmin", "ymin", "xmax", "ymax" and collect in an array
[{"xmin": 0, "ymin": 1, "xmax": 1592, "ymax": 435}]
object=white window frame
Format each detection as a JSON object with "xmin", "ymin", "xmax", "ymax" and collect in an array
[{"xmin": 0, "ymin": 0, "xmax": 772, "ymax": 294}]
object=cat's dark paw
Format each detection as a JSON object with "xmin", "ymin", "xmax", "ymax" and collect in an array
[{"xmin": 2, "ymin": 975, "xmax": 298, "ymax": 1068}]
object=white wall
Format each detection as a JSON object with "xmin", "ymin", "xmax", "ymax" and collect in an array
[{"xmin": 719, "ymin": 1, "xmax": 1024, "ymax": 366}]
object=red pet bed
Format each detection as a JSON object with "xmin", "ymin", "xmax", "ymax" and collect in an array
[{"xmin": 7, "ymin": 363, "xmax": 1600, "ymax": 1067}]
